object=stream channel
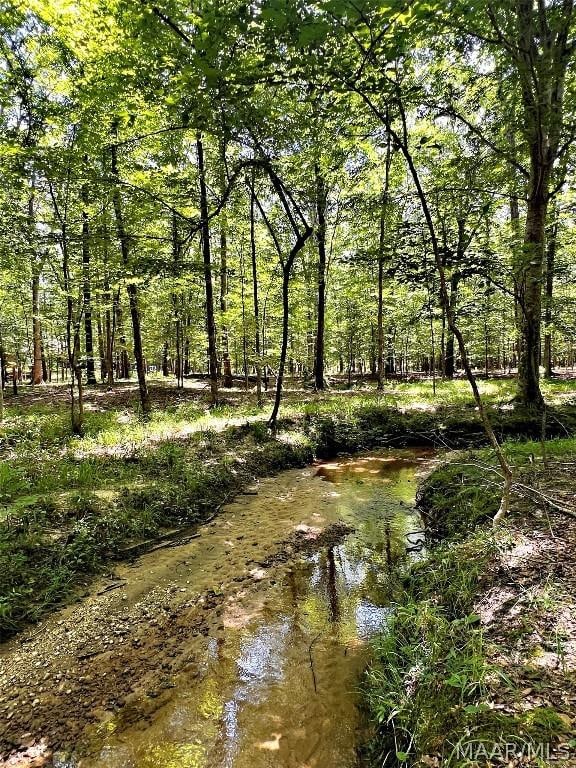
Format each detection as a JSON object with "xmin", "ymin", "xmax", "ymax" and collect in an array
[{"xmin": 72, "ymin": 448, "xmax": 436, "ymax": 768}]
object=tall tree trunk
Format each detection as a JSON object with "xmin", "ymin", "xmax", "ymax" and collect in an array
[
  {"xmin": 97, "ymin": 312, "xmax": 106, "ymax": 381},
  {"xmin": 509, "ymin": 0, "xmax": 572, "ymax": 407},
  {"xmin": 314, "ymin": 162, "xmax": 327, "ymax": 391},
  {"xmin": 380, "ymin": 104, "xmax": 513, "ymax": 522},
  {"xmin": 110, "ymin": 129, "xmax": 150, "ymax": 416},
  {"xmin": 269, "ymin": 265, "xmax": 292, "ymax": 429},
  {"xmin": 543, "ymin": 212, "xmax": 557, "ymax": 378},
  {"xmin": 31, "ymin": 267, "xmax": 43, "ymax": 385},
  {"xmin": 29, "ymin": 190, "xmax": 43, "ymax": 386},
  {"xmin": 114, "ymin": 290, "xmax": 129, "ymax": 379},
  {"xmin": 82, "ymin": 157, "xmax": 97, "ymax": 385},
  {"xmin": 196, "ymin": 133, "xmax": 219, "ymax": 405},
  {"xmin": 508, "ymin": 129, "xmax": 524, "ymax": 370},
  {"xmin": 0, "ymin": 327, "xmax": 6, "ymax": 391},
  {"xmin": 101, "ymin": 212, "xmax": 115, "ymax": 387},
  {"xmin": 171, "ymin": 212, "xmax": 184, "ymax": 389},
  {"xmin": 61, "ymin": 217, "xmax": 84, "ymax": 435},
  {"xmin": 377, "ymin": 130, "xmax": 392, "ymax": 390},
  {"xmin": 106, "ymin": 302, "xmax": 115, "ymax": 386},
  {"xmin": 268, "ymin": 232, "xmax": 313, "ymax": 429},
  {"xmin": 444, "ymin": 273, "xmax": 459, "ymax": 379},
  {"xmin": 249, "ymin": 176, "xmax": 263, "ymax": 406},
  {"xmin": 162, "ymin": 341, "xmax": 169, "ymax": 376},
  {"xmin": 0, "ymin": 328, "xmax": 4, "ymax": 421},
  {"xmin": 240, "ymin": 245, "xmax": 249, "ymax": 390},
  {"xmin": 516, "ymin": 184, "xmax": 548, "ymax": 406},
  {"xmin": 218, "ymin": 138, "xmax": 233, "ymax": 388}
]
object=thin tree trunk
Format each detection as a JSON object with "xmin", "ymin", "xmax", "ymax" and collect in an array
[
  {"xmin": 377, "ymin": 130, "xmax": 392, "ymax": 390},
  {"xmin": 267, "ymin": 237, "xmax": 312, "ymax": 429},
  {"xmin": 81, "ymin": 157, "xmax": 97, "ymax": 385},
  {"xmin": 102, "ymin": 212, "xmax": 115, "ymax": 387},
  {"xmin": 314, "ymin": 162, "xmax": 327, "ymax": 390},
  {"xmin": 196, "ymin": 133, "xmax": 219, "ymax": 405},
  {"xmin": 30, "ymin": 195, "xmax": 43, "ymax": 386},
  {"xmin": 249, "ymin": 176, "xmax": 263, "ymax": 406},
  {"xmin": 0, "ymin": 346, "xmax": 3, "ymax": 421},
  {"xmin": 171, "ymin": 212, "xmax": 184, "ymax": 389},
  {"xmin": 444, "ymin": 273, "xmax": 459, "ymax": 379},
  {"xmin": 97, "ymin": 312, "xmax": 106, "ymax": 381},
  {"xmin": 240, "ymin": 245, "xmax": 249, "ymax": 390},
  {"xmin": 61, "ymin": 217, "xmax": 84, "ymax": 435},
  {"xmin": 508, "ymin": 130, "xmax": 524, "ymax": 371},
  {"xmin": 218, "ymin": 138, "xmax": 233, "ymax": 388},
  {"xmin": 543, "ymin": 213, "xmax": 557, "ymax": 379},
  {"xmin": 381, "ymin": 105, "xmax": 513, "ymax": 523},
  {"xmin": 110, "ymin": 129, "xmax": 150, "ymax": 416}
]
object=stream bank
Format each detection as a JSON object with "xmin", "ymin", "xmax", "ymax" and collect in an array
[{"xmin": 362, "ymin": 438, "xmax": 576, "ymax": 767}]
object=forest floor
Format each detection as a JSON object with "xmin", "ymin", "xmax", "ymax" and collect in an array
[{"xmin": 1, "ymin": 377, "xmax": 576, "ymax": 766}]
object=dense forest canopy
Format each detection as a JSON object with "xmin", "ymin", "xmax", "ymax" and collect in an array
[{"xmin": 1, "ymin": 0, "xmax": 576, "ymax": 429}]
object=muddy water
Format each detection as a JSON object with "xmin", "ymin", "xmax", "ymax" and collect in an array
[{"xmin": 77, "ymin": 449, "xmax": 434, "ymax": 768}]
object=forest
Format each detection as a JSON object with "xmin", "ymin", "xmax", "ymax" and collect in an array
[{"xmin": 1, "ymin": 1, "xmax": 576, "ymax": 767}]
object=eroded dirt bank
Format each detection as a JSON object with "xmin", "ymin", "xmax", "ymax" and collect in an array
[{"xmin": 0, "ymin": 450, "xmax": 435, "ymax": 768}]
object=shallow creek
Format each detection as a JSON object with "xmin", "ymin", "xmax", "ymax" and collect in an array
[{"xmin": 70, "ymin": 449, "xmax": 435, "ymax": 768}]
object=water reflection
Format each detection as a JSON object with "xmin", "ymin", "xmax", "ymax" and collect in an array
[{"xmin": 79, "ymin": 449, "xmax": 432, "ymax": 768}]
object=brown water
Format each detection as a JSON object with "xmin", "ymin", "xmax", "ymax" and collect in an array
[{"xmin": 73, "ymin": 449, "xmax": 433, "ymax": 768}]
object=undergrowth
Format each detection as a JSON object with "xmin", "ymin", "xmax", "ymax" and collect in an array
[{"xmin": 363, "ymin": 438, "xmax": 576, "ymax": 767}]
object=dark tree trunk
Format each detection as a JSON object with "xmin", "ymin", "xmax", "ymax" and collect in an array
[
  {"xmin": 196, "ymin": 133, "xmax": 219, "ymax": 405},
  {"xmin": 268, "ymin": 235, "xmax": 312, "ymax": 430},
  {"xmin": 30, "ymin": 187, "xmax": 43, "ymax": 385},
  {"xmin": 81, "ymin": 159, "xmax": 97, "ymax": 385},
  {"xmin": 444, "ymin": 273, "xmax": 459, "ymax": 379},
  {"xmin": 543, "ymin": 213, "xmax": 557, "ymax": 379},
  {"xmin": 516, "ymin": 187, "xmax": 548, "ymax": 406},
  {"xmin": 101, "ymin": 213, "xmax": 115, "ymax": 387},
  {"xmin": 218, "ymin": 138, "xmax": 233, "ymax": 388},
  {"xmin": 377, "ymin": 130, "xmax": 392, "ymax": 390},
  {"xmin": 171, "ymin": 212, "xmax": 184, "ymax": 389},
  {"xmin": 509, "ymin": 0, "xmax": 572, "ymax": 407},
  {"xmin": 314, "ymin": 163, "xmax": 327, "ymax": 391},
  {"xmin": 110, "ymin": 132, "xmax": 150, "ymax": 415},
  {"xmin": 97, "ymin": 312, "xmax": 106, "ymax": 381},
  {"xmin": 114, "ymin": 290, "xmax": 129, "ymax": 379},
  {"xmin": 162, "ymin": 342, "xmax": 169, "ymax": 376},
  {"xmin": 249, "ymin": 176, "xmax": 263, "ymax": 406}
]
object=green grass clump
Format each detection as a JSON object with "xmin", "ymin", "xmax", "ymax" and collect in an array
[
  {"xmin": 362, "ymin": 533, "xmax": 571, "ymax": 767},
  {"xmin": 417, "ymin": 461, "xmax": 501, "ymax": 538},
  {"xmin": 363, "ymin": 532, "xmax": 496, "ymax": 766},
  {"xmin": 363, "ymin": 435, "xmax": 576, "ymax": 767}
]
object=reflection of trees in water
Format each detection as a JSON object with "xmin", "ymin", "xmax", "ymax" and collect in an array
[
  {"xmin": 286, "ymin": 559, "xmax": 314, "ymax": 608},
  {"xmin": 326, "ymin": 547, "xmax": 340, "ymax": 624},
  {"xmin": 344, "ymin": 514, "xmax": 406, "ymax": 575}
]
